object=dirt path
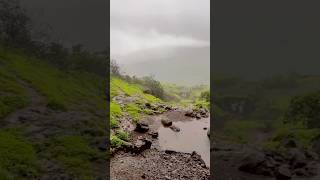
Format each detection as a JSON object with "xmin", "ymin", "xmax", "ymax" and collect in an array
[{"xmin": 111, "ymin": 110, "xmax": 210, "ymax": 180}]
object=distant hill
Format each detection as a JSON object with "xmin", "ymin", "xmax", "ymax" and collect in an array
[{"xmin": 120, "ymin": 46, "xmax": 210, "ymax": 86}]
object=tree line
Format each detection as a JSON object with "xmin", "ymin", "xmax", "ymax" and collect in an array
[{"xmin": 0, "ymin": 0, "xmax": 108, "ymax": 77}]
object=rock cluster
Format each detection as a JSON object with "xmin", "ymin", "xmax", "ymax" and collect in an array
[
  {"xmin": 143, "ymin": 102, "xmax": 173, "ymax": 115},
  {"xmin": 185, "ymin": 108, "xmax": 209, "ymax": 119},
  {"xmin": 239, "ymin": 148, "xmax": 318, "ymax": 179},
  {"xmin": 124, "ymin": 137, "xmax": 152, "ymax": 154}
]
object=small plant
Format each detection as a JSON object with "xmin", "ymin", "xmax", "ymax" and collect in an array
[
  {"xmin": 110, "ymin": 135, "xmax": 125, "ymax": 148},
  {"xmin": 116, "ymin": 130, "xmax": 129, "ymax": 141}
]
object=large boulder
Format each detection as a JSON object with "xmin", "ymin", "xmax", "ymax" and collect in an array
[{"xmin": 239, "ymin": 151, "xmax": 276, "ymax": 176}]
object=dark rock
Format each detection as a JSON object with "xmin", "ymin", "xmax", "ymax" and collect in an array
[
  {"xmin": 275, "ymin": 165, "xmax": 292, "ymax": 180},
  {"xmin": 207, "ymin": 129, "xmax": 210, "ymax": 138},
  {"xmin": 161, "ymin": 118, "xmax": 172, "ymax": 126},
  {"xmin": 141, "ymin": 174, "xmax": 146, "ymax": 179},
  {"xmin": 145, "ymin": 102, "xmax": 151, "ymax": 108},
  {"xmin": 283, "ymin": 139, "xmax": 297, "ymax": 148},
  {"xmin": 203, "ymin": 127, "xmax": 207, "ymax": 130},
  {"xmin": 135, "ymin": 121, "xmax": 149, "ymax": 133},
  {"xmin": 165, "ymin": 150, "xmax": 176, "ymax": 154},
  {"xmin": 169, "ymin": 125, "xmax": 180, "ymax": 132},
  {"xmin": 148, "ymin": 131, "xmax": 159, "ymax": 139},
  {"xmin": 130, "ymin": 138, "xmax": 152, "ymax": 154},
  {"xmin": 165, "ymin": 106, "xmax": 172, "ymax": 111},
  {"xmin": 18, "ymin": 116, "xmax": 28, "ymax": 122},
  {"xmin": 287, "ymin": 148, "xmax": 307, "ymax": 167},
  {"xmin": 239, "ymin": 151, "xmax": 274, "ymax": 176}
]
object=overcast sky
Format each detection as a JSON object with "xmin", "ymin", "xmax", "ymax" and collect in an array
[{"xmin": 111, "ymin": 0, "xmax": 210, "ymax": 64}]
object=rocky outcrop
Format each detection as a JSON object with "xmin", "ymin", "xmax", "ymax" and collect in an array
[{"xmin": 239, "ymin": 148, "xmax": 318, "ymax": 179}]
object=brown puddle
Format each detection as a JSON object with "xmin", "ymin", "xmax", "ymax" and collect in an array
[{"xmin": 158, "ymin": 117, "xmax": 210, "ymax": 166}]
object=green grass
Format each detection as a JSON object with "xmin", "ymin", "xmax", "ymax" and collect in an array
[
  {"xmin": 0, "ymin": 130, "xmax": 39, "ymax": 179},
  {"xmin": 0, "ymin": 62, "xmax": 28, "ymax": 118},
  {"xmin": 125, "ymin": 103, "xmax": 141, "ymax": 122},
  {"xmin": 110, "ymin": 101, "xmax": 122, "ymax": 117},
  {"xmin": 48, "ymin": 135, "xmax": 102, "ymax": 180},
  {"xmin": 262, "ymin": 122, "xmax": 320, "ymax": 152},
  {"xmin": 115, "ymin": 130, "xmax": 129, "ymax": 141},
  {"xmin": 223, "ymin": 120, "xmax": 265, "ymax": 143},
  {"xmin": 0, "ymin": 48, "xmax": 106, "ymax": 112},
  {"xmin": 110, "ymin": 135, "xmax": 126, "ymax": 148}
]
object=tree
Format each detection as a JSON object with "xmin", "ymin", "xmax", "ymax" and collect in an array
[
  {"xmin": 284, "ymin": 91, "xmax": 320, "ymax": 128},
  {"xmin": 142, "ymin": 75, "xmax": 164, "ymax": 99},
  {"xmin": 200, "ymin": 91, "xmax": 210, "ymax": 102},
  {"xmin": 110, "ymin": 60, "xmax": 121, "ymax": 76},
  {"xmin": 0, "ymin": 0, "xmax": 31, "ymax": 46}
]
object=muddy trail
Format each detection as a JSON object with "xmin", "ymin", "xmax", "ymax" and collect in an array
[
  {"xmin": 0, "ymin": 79, "xmax": 107, "ymax": 179},
  {"xmin": 213, "ymin": 137, "xmax": 320, "ymax": 180},
  {"xmin": 111, "ymin": 110, "xmax": 210, "ymax": 180}
]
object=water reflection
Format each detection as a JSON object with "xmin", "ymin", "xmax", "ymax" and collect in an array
[{"xmin": 158, "ymin": 118, "xmax": 210, "ymax": 166}]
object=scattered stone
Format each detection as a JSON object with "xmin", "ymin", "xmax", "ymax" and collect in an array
[
  {"xmin": 135, "ymin": 121, "xmax": 149, "ymax": 133},
  {"xmin": 161, "ymin": 118, "xmax": 172, "ymax": 126},
  {"xmin": 169, "ymin": 125, "xmax": 180, "ymax": 132}
]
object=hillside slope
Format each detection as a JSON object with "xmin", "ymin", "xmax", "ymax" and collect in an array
[{"xmin": 0, "ymin": 47, "xmax": 107, "ymax": 179}]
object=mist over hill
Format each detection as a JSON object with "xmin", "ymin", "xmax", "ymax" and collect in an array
[{"xmin": 119, "ymin": 46, "xmax": 210, "ymax": 86}]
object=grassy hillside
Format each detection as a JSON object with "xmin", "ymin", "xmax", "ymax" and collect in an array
[
  {"xmin": 110, "ymin": 76, "xmax": 163, "ymax": 147},
  {"xmin": 0, "ymin": 46, "xmax": 107, "ymax": 179}
]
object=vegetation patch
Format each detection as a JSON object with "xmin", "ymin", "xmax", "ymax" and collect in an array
[
  {"xmin": 47, "ymin": 135, "xmax": 102, "ymax": 180},
  {"xmin": 0, "ymin": 130, "xmax": 39, "ymax": 179}
]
